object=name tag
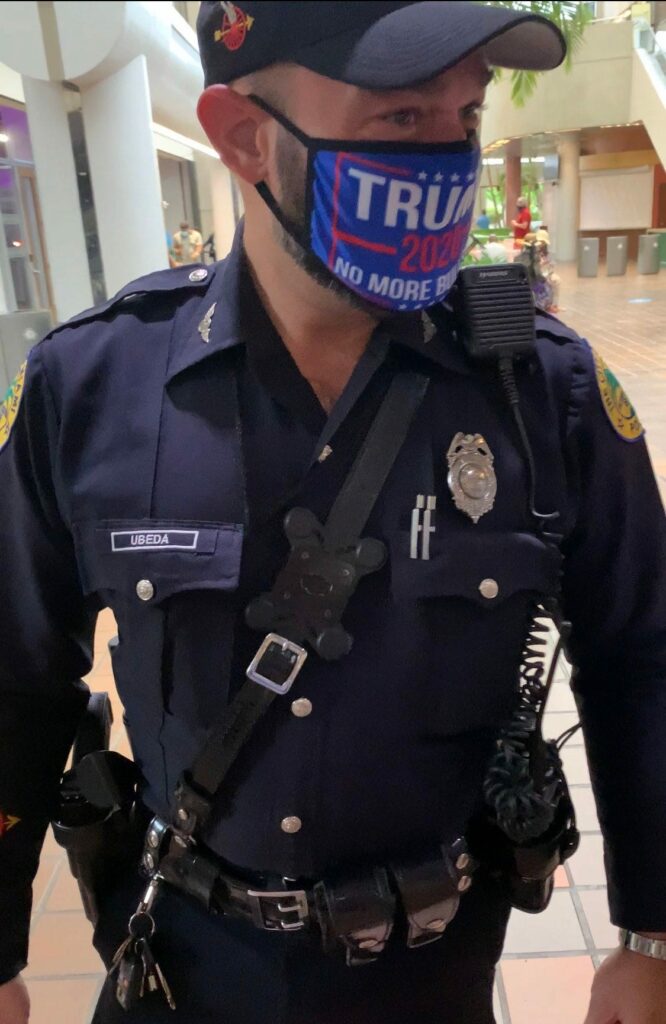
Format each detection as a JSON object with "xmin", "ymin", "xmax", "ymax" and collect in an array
[{"xmin": 111, "ymin": 530, "xmax": 199, "ymax": 552}]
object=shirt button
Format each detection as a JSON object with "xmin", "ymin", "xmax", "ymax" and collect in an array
[
  {"xmin": 136, "ymin": 579, "xmax": 155, "ymax": 601},
  {"xmin": 291, "ymin": 698, "xmax": 313, "ymax": 718},
  {"xmin": 281, "ymin": 816, "xmax": 302, "ymax": 834},
  {"xmin": 188, "ymin": 268, "xmax": 208, "ymax": 282},
  {"xmin": 479, "ymin": 578, "xmax": 499, "ymax": 600}
]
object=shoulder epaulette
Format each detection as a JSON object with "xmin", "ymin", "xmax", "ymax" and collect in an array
[
  {"xmin": 45, "ymin": 263, "xmax": 218, "ymax": 341},
  {"xmin": 534, "ymin": 311, "xmax": 581, "ymax": 346}
]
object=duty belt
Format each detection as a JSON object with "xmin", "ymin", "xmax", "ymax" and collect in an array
[{"xmin": 142, "ymin": 815, "xmax": 475, "ymax": 965}]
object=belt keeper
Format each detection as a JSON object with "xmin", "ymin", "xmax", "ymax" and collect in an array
[
  {"xmin": 314, "ymin": 868, "xmax": 395, "ymax": 965},
  {"xmin": 173, "ymin": 772, "xmax": 213, "ymax": 835}
]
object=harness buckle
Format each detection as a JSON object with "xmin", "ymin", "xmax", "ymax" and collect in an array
[
  {"xmin": 246, "ymin": 634, "xmax": 308, "ymax": 694},
  {"xmin": 246, "ymin": 889, "xmax": 310, "ymax": 931}
]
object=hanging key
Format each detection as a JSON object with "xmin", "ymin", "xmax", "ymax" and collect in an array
[
  {"xmin": 115, "ymin": 944, "xmax": 145, "ymax": 1012},
  {"xmin": 109, "ymin": 935, "xmax": 132, "ymax": 976},
  {"xmin": 153, "ymin": 959, "xmax": 177, "ymax": 1011},
  {"xmin": 139, "ymin": 938, "xmax": 177, "ymax": 1010}
]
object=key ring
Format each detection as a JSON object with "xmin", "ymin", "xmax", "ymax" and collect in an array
[{"xmin": 129, "ymin": 911, "xmax": 156, "ymax": 940}]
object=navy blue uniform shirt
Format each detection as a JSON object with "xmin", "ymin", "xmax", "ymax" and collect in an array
[{"xmin": 0, "ymin": 227, "xmax": 665, "ymax": 982}]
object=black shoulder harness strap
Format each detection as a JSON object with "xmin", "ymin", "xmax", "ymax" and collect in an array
[{"xmin": 173, "ymin": 369, "xmax": 430, "ymax": 837}]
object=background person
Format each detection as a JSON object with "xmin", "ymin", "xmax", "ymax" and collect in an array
[
  {"xmin": 483, "ymin": 233, "xmax": 509, "ymax": 263},
  {"xmin": 171, "ymin": 220, "xmax": 203, "ymax": 265},
  {"xmin": 511, "ymin": 195, "xmax": 531, "ymax": 249}
]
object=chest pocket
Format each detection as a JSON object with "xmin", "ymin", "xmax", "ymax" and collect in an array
[
  {"xmin": 387, "ymin": 528, "xmax": 561, "ymax": 735},
  {"xmin": 72, "ymin": 520, "xmax": 243, "ymax": 806}
]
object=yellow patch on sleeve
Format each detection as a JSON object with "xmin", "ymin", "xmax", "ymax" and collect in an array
[
  {"xmin": 592, "ymin": 349, "xmax": 643, "ymax": 443},
  {"xmin": 0, "ymin": 360, "xmax": 27, "ymax": 453}
]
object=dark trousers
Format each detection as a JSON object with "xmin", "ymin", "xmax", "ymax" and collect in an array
[{"xmin": 91, "ymin": 869, "xmax": 510, "ymax": 1024}]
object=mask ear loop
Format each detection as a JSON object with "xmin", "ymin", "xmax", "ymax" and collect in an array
[
  {"xmin": 247, "ymin": 94, "xmax": 312, "ymax": 147},
  {"xmin": 246, "ymin": 93, "xmax": 315, "ymax": 251}
]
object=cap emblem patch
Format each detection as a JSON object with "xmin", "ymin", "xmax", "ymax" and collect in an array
[
  {"xmin": 0, "ymin": 812, "xmax": 20, "ymax": 838},
  {"xmin": 215, "ymin": 2, "xmax": 254, "ymax": 51}
]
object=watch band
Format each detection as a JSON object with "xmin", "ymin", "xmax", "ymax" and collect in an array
[{"xmin": 619, "ymin": 929, "xmax": 666, "ymax": 961}]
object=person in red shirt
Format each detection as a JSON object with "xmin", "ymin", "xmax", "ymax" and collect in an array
[{"xmin": 511, "ymin": 195, "xmax": 531, "ymax": 248}]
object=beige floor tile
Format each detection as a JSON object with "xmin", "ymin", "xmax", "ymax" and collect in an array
[
  {"xmin": 569, "ymin": 834, "xmax": 606, "ymax": 887},
  {"xmin": 45, "ymin": 861, "xmax": 85, "ymax": 913},
  {"xmin": 31, "ymin": 857, "xmax": 60, "ymax": 915},
  {"xmin": 27, "ymin": 977, "xmax": 102, "ymax": 1024},
  {"xmin": 545, "ymin": 683, "xmax": 578, "ymax": 714},
  {"xmin": 503, "ymin": 891, "xmax": 586, "ymax": 954},
  {"xmin": 493, "ymin": 977, "xmax": 503, "ymax": 1023},
  {"xmin": 112, "ymin": 728, "xmax": 133, "ymax": 759},
  {"xmin": 502, "ymin": 956, "xmax": 595, "ymax": 1024},
  {"xmin": 41, "ymin": 828, "xmax": 62, "ymax": 858},
  {"xmin": 578, "ymin": 889, "xmax": 617, "ymax": 950},
  {"xmin": 570, "ymin": 786, "xmax": 601, "ymax": 833},
  {"xmin": 25, "ymin": 913, "xmax": 102, "ymax": 977},
  {"xmin": 561, "ymin": 746, "xmax": 592, "ymax": 786},
  {"xmin": 553, "ymin": 865, "xmax": 569, "ymax": 888},
  {"xmin": 543, "ymin": 710, "xmax": 582, "ymax": 745}
]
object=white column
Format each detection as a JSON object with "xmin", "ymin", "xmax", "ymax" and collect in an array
[
  {"xmin": 0, "ymin": 239, "xmax": 12, "ymax": 313},
  {"xmin": 21, "ymin": 76, "xmax": 93, "ymax": 321},
  {"xmin": 81, "ymin": 55, "xmax": 167, "ymax": 296},
  {"xmin": 555, "ymin": 134, "xmax": 581, "ymax": 263},
  {"xmin": 210, "ymin": 160, "xmax": 240, "ymax": 260}
]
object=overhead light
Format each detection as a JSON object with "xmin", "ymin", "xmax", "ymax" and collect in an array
[{"xmin": 0, "ymin": 132, "xmax": 9, "ymax": 144}]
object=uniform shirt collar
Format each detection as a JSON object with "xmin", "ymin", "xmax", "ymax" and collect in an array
[{"xmin": 166, "ymin": 223, "xmax": 473, "ymax": 383}]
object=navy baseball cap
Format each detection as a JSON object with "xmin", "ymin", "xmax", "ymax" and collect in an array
[{"xmin": 197, "ymin": 1, "xmax": 567, "ymax": 90}]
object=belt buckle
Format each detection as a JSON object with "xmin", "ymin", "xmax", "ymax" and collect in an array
[
  {"xmin": 246, "ymin": 889, "xmax": 310, "ymax": 931},
  {"xmin": 246, "ymin": 634, "xmax": 308, "ymax": 695}
]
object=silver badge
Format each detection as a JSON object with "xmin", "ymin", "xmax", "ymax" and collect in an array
[
  {"xmin": 446, "ymin": 433, "xmax": 496, "ymax": 524},
  {"xmin": 198, "ymin": 303, "xmax": 216, "ymax": 343}
]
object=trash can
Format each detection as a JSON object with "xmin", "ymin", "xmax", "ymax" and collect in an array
[
  {"xmin": 578, "ymin": 237, "xmax": 599, "ymax": 278},
  {"xmin": 0, "ymin": 310, "xmax": 53, "ymax": 394},
  {"xmin": 637, "ymin": 234, "xmax": 660, "ymax": 275},
  {"xmin": 606, "ymin": 236, "xmax": 628, "ymax": 276}
]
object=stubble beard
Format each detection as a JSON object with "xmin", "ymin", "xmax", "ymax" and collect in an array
[{"xmin": 272, "ymin": 130, "xmax": 391, "ymax": 319}]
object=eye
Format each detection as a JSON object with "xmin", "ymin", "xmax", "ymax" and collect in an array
[
  {"xmin": 382, "ymin": 108, "xmax": 421, "ymax": 128},
  {"xmin": 462, "ymin": 102, "xmax": 487, "ymax": 126}
]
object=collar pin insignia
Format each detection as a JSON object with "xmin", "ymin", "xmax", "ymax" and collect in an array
[
  {"xmin": 198, "ymin": 303, "xmax": 216, "ymax": 344},
  {"xmin": 421, "ymin": 312, "xmax": 437, "ymax": 345},
  {"xmin": 446, "ymin": 433, "xmax": 497, "ymax": 524}
]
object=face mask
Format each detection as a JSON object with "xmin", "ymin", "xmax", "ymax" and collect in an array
[{"xmin": 250, "ymin": 96, "xmax": 480, "ymax": 312}]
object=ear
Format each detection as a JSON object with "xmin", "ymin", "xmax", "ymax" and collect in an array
[{"xmin": 197, "ymin": 85, "xmax": 272, "ymax": 185}]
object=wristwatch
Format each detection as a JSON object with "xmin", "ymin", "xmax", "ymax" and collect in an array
[{"xmin": 619, "ymin": 929, "xmax": 666, "ymax": 961}]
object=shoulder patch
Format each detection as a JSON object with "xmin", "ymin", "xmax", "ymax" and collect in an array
[
  {"xmin": 592, "ymin": 348, "xmax": 643, "ymax": 442},
  {"xmin": 0, "ymin": 361, "xmax": 27, "ymax": 453}
]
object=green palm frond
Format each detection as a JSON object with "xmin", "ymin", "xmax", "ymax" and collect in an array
[{"xmin": 480, "ymin": 1, "xmax": 594, "ymax": 105}]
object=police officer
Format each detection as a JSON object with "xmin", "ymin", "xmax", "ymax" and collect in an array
[{"xmin": 1, "ymin": 4, "xmax": 665, "ymax": 1023}]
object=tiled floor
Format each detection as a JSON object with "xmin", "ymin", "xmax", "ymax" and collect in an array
[{"xmin": 24, "ymin": 262, "xmax": 666, "ymax": 1023}]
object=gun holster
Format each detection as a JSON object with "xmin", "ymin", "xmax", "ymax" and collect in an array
[{"xmin": 51, "ymin": 691, "xmax": 141, "ymax": 925}]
